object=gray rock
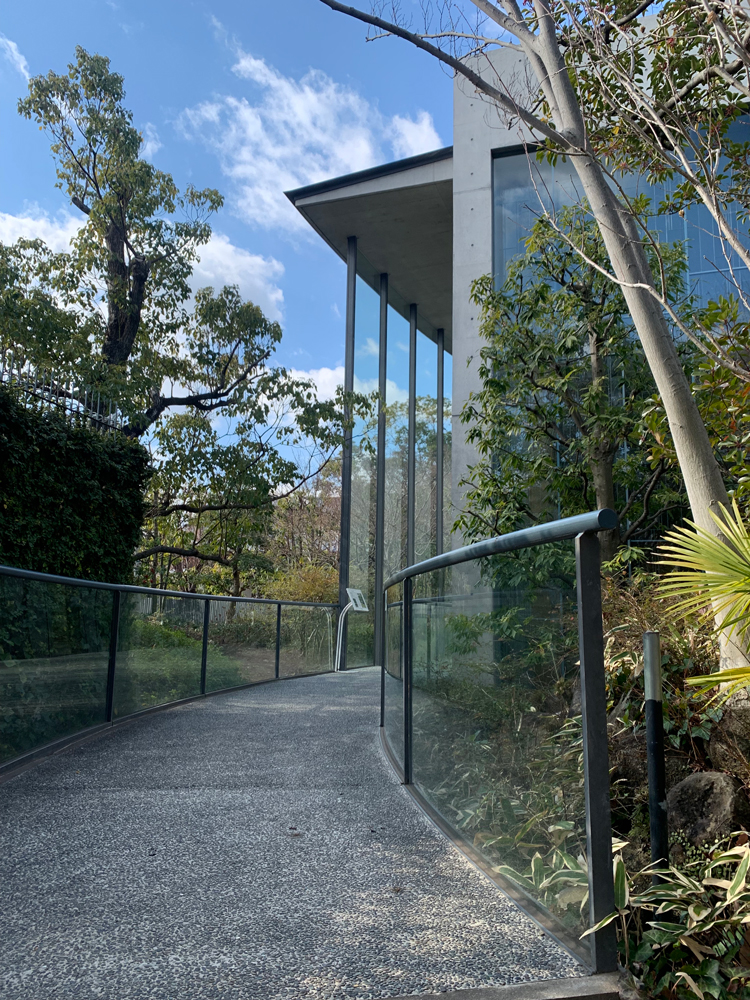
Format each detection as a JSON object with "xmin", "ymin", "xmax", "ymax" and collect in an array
[
  {"xmin": 666, "ymin": 771, "xmax": 750, "ymax": 847},
  {"xmin": 709, "ymin": 696, "xmax": 750, "ymax": 781}
]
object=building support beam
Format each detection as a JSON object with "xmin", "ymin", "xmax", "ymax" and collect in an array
[
  {"xmin": 373, "ymin": 273, "xmax": 388, "ymax": 668},
  {"xmin": 338, "ymin": 236, "xmax": 357, "ymax": 668}
]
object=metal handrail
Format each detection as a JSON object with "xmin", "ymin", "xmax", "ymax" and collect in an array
[
  {"xmin": 383, "ymin": 508, "xmax": 617, "ymax": 590},
  {"xmin": 0, "ymin": 563, "xmax": 339, "ymax": 608},
  {"xmin": 380, "ymin": 508, "xmax": 619, "ymax": 974}
]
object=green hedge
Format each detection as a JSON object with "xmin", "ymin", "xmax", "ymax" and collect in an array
[{"xmin": 0, "ymin": 390, "xmax": 151, "ymax": 582}]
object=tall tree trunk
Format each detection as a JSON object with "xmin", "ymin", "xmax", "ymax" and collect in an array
[
  {"xmin": 588, "ymin": 322, "xmax": 620, "ymax": 561},
  {"xmin": 102, "ymin": 220, "xmax": 150, "ymax": 366}
]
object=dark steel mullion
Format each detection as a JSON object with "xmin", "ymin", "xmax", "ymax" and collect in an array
[
  {"xmin": 403, "ymin": 575, "xmax": 413, "ymax": 784},
  {"xmin": 380, "ymin": 596, "xmax": 386, "ymax": 728},
  {"xmin": 406, "ymin": 305, "xmax": 417, "ymax": 568},
  {"xmin": 338, "ymin": 236, "xmax": 357, "ymax": 670},
  {"xmin": 436, "ymin": 328, "xmax": 444, "ymax": 557},
  {"xmin": 275, "ymin": 603, "xmax": 282, "ymax": 679},
  {"xmin": 200, "ymin": 599, "xmax": 210, "ymax": 695},
  {"xmin": 373, "ymin": 272, "xmax": 388, "ymax": 668},
  {"xmin": 105, "ymin": 590, "xmax": 121, "ymax": 723},
  {"xmin": 575, "ymin": 531, "xmax": 617, "ymax": 973}
]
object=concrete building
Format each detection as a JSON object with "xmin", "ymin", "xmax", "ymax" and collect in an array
[{"xmin": 287, "ymin": 50, "xmax": 733, "ymax": 668}]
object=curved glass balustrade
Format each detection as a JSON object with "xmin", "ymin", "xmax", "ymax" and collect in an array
[
  {"xmin": 380, "ymin": 511, "xmax": 619, "ymax": 974},
  {"xmin": 0, "ymin": 566, "xmax": 337, "ymax": 769}
]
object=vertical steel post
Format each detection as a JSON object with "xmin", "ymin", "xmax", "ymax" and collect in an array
[
  {"xmin": 406, "ymin": 304, "xmax": 417, "ymax": 568},
  {"xmin": 403, "ymin": 576, "xmax": 413, "ymax": 784},
  {"xmin": 105, "ymin": 590, "xmax": 121, "ymax": 723},
  {"xmin": 275, "ymin": 602, "xmax": 282, "ymax": 679},
  {"xmin": 576, "ymin": 532, "xmax": 617, "ymax": 973},
  {"xmin": 644, "ymin": 631, "xmax": 668, "ymax": 881},
  {"xmin": 200, "ymin": 599, "xmax": 210, "ymax": 695},
  {"xmin": 373, "ymin": 273, "xmax": 388, "ymax": 669},
  {"xmin": 380, "ymin": 593, "xmax": 387, "ymax": 728},
  {"xmin": 436, "ymin": 328, "xmax": 445, "ymax": 557},
  {"xmin": 338, "ymin": 236, "xmax": 357, "ymax": 670}
]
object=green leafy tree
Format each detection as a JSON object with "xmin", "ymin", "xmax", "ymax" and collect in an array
[
  {"xmin": 458, "ymin": 206, "xmax": 687, "ymax": 562},
  {"xmin": 5, "ymin": 47, "xmax": 369, "ymax": 592},
  {"xmin": 132, "ymin": 287, "xmax": 364, "ymax": 592},
  {"xmin": 18, "ymin": 46, "xmax": 221, "ymax": 390}
]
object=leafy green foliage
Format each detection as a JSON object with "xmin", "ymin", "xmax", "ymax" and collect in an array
[
  {"xmin": 459, "ymin": 205, "xmax": 687, "ymax": 563},
  {"xmin": 659, "ymin": 500, "xmax": 750, "ymax": 644},
  {"xmin": 17, "ymin": 46, "xmax": 222, "ymax": 393},
  {"xmin": 0, "ymin": 389, "xmax": 150, "ymax": 582},
  {"xmin": 588, "ymin": 839, "xmax": 750, "ymax": 999}
]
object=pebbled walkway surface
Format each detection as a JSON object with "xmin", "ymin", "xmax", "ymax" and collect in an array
[{"xmin": 0, "ymin": 667, "xmax": 584, "ymax": 1000}]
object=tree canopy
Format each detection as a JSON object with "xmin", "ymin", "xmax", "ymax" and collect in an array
[{"xmin": 3, "ymin": 46, "xmax": 368, "ymax": 592}]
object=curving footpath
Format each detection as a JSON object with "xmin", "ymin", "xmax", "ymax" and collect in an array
[{"xmin": 0, "ymin": 667, "xmax": 587, "ymax": 1000}]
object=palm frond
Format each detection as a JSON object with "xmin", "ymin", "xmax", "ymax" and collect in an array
[{"xmin": 657, "ymin": 499, "xmax": 750, "ymax": 640}]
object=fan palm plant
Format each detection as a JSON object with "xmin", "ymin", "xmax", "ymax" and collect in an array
[{"xmin": 658, "ymin": 499, "xmax": 750, "ymax": 698}]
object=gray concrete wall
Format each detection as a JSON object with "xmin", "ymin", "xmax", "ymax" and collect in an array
[{"xmin": 450, "ymin": 48, "xmax": 533, "ymax": 542}]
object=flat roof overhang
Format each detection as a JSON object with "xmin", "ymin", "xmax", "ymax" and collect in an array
[{"xmin": 286, "ymin": 147, "xmax": 453, "ymax": 351}]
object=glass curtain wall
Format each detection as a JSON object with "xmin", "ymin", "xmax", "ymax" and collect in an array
[
  {"xmin": 383, "ymin": 304, "xmax": 410, "ymax": 584},
  {"xmin": 442, "ymin": 348, "xmax": 453, "ymax": 551},
  {"xmin": 343, "ymin": 252, "xmax": 452, "ymax": 666},
  {"xmin": 493, "ymin": 144, "xmax": 750, "ymax": 313},
  {"xmin": 415, "ymin": 330, "xmax": 438, "ymax": 565},
  {"xmin": 346, "ymin": 275, "xmax": 380, "ymax": 666}
]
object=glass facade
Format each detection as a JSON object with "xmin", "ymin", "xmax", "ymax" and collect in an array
[
  {"xmin": 346, "ymin": 275, "xmax": 379, "ymax": 667},
  {"xmin": 341, "ymin": 249, "xmax": 452, "ymax": 667},
  {"xmin": 492, "ymin": 146, "xmax": 750, "ymax": 304}
]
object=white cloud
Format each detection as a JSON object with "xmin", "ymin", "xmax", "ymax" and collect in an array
[
  {"xmin": 0, "ymin": 208, "xmax": 81, "ymax": 250},
  {"xmin": 391, "ymin": 111, "xmax": 442, "ymax": 160},
  {"xmin": 192, "ymin": 233, "xmax": 284, "ymax": 320},
  {"xmin": 290, "ymin": 364, "xmax": 344, "ymax": 401},
  {"xmin": 0, "ymin": 33, "xmax": 29, "ymax": 81},
  {"xmin": 140, "ymin": 123, "xmax": 162, "ymax": 160},
  {"xmin": 359, "ymin": 336, "xmax": 379, "ymax": 358},
  {"xmin": 178, "ymin": 43, "xmax": 443, "ymax": 233},
  {"xmin": 354, "ymin": 374, "xmax": 408, "ymax": 404}
]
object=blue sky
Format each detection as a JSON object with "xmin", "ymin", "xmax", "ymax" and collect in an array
[{"xmin": 0, "ymin": 0, "xmax": 453, "ymax": 396}]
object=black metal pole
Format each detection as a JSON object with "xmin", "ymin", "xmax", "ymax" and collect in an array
[
  {"xmin": 275, "ymin": 602, "xmax": 282, "ymax": 679},
  {"xmin": 380, "ymin": 596, "xmax": 386, "ymax": 728},
  {"xmin": 338, "ymin": 236, "xmax": 357, "ymax": 671},
  {"xmin": 373, "ymin": 272, "xmax": 388, "ymax": 669},
  {"xmin": 644, "ymin": 630, "xmax": 668, "ymax": 881},
  {"xmin": 575, "ymin": 532, "xmax": 617, "ymax": 973},
  {"xmin": 403, "ymin": 576, "xmax": 413, "ymax": 784},
  {"xmin": 105, "ymin": 590, "xmax": 121, "ymax": 723},
  {"xmin": 200, "ymin": 599, "xmax": 210, "ymax": 695},
  {"xmin": 436, "ymin": 327, "xmax": 444, "ymax": 557}
]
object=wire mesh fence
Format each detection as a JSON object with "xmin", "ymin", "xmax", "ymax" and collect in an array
[{"xmin": 0, "ymin": 349, "xmax": 125, "ymax": 433}]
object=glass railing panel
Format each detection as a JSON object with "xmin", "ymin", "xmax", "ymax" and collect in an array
[
  {"xmin": 279, "ymin": 605, "xmax": 335, "ymax": 677},
  {"xmin": 0, "ymin": 576, "xmax": 112, "ymax": 764},
  {"xmin": 410, "ymin": 546, "xmax": 589, "ymax": 956},
  {"xmin": 113, "ymin": 592, "xmax": 204, "ymax": 717},
  {"xmin": 205, "ymin": 599, "xmax": 276, "ymax": 692},
  {"xmin": 346, "ymin": 608, "xmax": 374, "ymax": 668},
  {"xmin": 384, "ymin": 585, "xmax": 404, "ymax": 769}
]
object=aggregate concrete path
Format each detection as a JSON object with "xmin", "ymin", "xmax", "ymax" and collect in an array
[{"xmin": 0, "ymin": 667, "xmax": 585, "ymax": 1000}]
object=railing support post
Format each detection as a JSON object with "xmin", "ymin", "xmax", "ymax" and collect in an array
[
  {"xmin": 576, "ymin": 531, "xmax": 617, "ymax": 973},
  {"xmin": 380, "ymin": 594, "xmax": 387, "ymax": 727},
  {"xmin": 644, "ymin": 630, "xmax": 668, "ymax": 881},
  {"xmin": 105, "ymin": 590, "xmax": 121, "ymax": 723},
  {"xmin": 200, "ymin": 599, "xmax": 210, "ymax": 695},
  {"xmin": 403, "ymin": 576, "xmax": 413, "ymax": 784},
  {"xmin": 275, "ymin": 602, "xmax": 282, "ymax": 679}
]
